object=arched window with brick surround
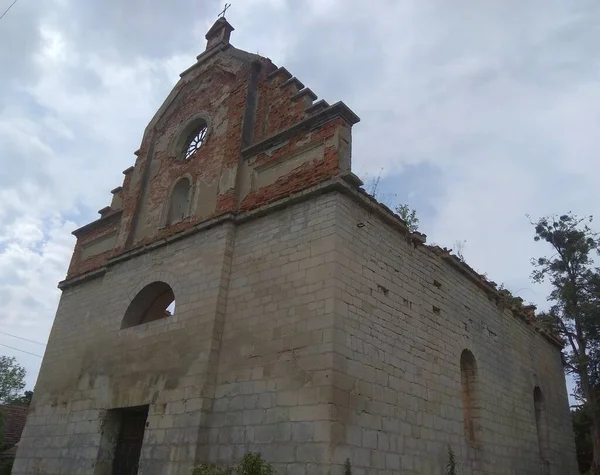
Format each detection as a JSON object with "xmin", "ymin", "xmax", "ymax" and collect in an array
[
  {"xmin": 534, "ymin": 386, "xmax": 549, "ymax": 460},
  {"xmin": 121, "ymin": 282, "xmax": 175, "ymax": 329},
  {"xmin": 167, "ymin": 177, "xmax": 192, "ymax": 225},
  {"xmin": 460, "ymin": 349, "xmax": 479, "ymax": 443}
]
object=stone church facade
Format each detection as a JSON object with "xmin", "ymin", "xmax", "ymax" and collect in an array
[{"xmin": 14, "ymin": 18, "xmax": 577, "ymax": 475}]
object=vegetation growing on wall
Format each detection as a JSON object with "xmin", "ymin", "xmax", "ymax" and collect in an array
[{"xmin": 192, "ymin": 453, "xmax": 274, "ymax": 475}]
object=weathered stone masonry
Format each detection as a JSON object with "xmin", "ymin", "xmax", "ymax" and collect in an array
[{"xmin": 14, "ymin": 18, "xmax": 577, "ymax": 475}]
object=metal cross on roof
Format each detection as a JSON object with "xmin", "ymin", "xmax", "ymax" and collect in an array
[{"xmin": 218, "ymin": 3, "xmax": 231, "ymax": 18}]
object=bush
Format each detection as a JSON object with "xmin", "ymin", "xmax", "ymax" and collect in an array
[
  {"xmin": 0, "ymin": 458, "xmax": 14, "ymax": 475},
  {"xmin": 193, "ymin": 453, "xmax": 274, "ymax": 475}
]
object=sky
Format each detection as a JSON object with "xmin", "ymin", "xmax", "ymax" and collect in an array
[{"xmin": 1, "ymin": 0, "xmax": 599, "ymax": 397}]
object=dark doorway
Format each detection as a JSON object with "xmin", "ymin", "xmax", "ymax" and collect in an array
[{"xmin": 112, "ymin": 405, "xmax": 149, "ymax": 475}]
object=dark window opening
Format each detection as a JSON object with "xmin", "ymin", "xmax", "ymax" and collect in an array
[
  {"xmin": 111, "ymin": 405, "xmax": 149, "ymax": 475},
  {"xmin": 121, "ymin": 281, "xmax": 175, "ymax": 329},
  {"xmin": 534, "ymin": 386, "xmax": 549, "ymax": 460},
  {"xmin": 460, "ymin": 349, "xmax": 479, "ymax": 443}
]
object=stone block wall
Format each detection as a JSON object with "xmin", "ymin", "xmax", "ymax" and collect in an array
[
  {"xmin": 329, "ymin": 191, "xmax": 578, "ymax": 475},
  {"xmin": 13, "ymin": 224, "xmax": 235, "ymax": 475},
  {"xmin": 206, "ymin": 193, "xmax": 340, "ymax": 475},
  {"xmin": 13, "ymin": 187, "xmax": 578, "ymax": 475}
]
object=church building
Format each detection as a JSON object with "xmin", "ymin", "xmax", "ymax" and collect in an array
[{"xmin": 13, "ymin": 17, "xmax": 577, "ymax": 475}]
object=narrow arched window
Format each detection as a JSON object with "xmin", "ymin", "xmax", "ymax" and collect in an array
[
  {"xmin": 534, "ymin": 386, "xmax": 548, "ymax": 460},
  {"xmin": 167, "ymin": 178, "xmax": 191, "ymax": 225},
  {"xmin": 121, "ymin": 282, "xmax": 175, "ymax": 329},
  {"xmin": 460, "ymin": 349, "xmax": 479, "ymax": 443}
]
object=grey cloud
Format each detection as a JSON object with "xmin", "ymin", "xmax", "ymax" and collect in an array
[
  {"xmin": 1, "ymin": 0, "xmax": 600, "ymax": 388},
  {"xmin": 0, "ymin": 0, "xmax": 42, "ymax": 93},
  {"xmin": 52, "ymin": 0, "xmax": 221, "ymax": 61}
]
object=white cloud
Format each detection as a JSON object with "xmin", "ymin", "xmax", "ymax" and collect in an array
[{"xmin": 0, "ymin": 0, "xmax": 599, "ymax": 398}]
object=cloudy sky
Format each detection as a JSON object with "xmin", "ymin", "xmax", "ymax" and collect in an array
[{"xmin": 1, "ymin": 0, "xmax": 599, "ymax": 394}]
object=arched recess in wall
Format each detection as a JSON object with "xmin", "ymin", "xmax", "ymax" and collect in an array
[
  {"xmin": 166, "ymin": 177, "xmax": 193, "ymax": 225},
  {"xmin": 460, "ymin": 349, "xmax": 479, "ymax": 443},
  {"xmin": 534, "ymin": 386, "xmax": 549, "ymax": 460},
  {"xmin": 121, "ymin": 281, "xmax": 176, "ymax": 329},
  {"xmin": 172, "ymin": 113, "xmax": 211, "ymax": 161}
]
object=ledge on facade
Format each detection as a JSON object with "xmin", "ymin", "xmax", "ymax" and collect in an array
[
  {"xmin": 60, "ymin": 173, "xmax": 558, "ymax": 349},
  {"xmin": 305, "ymin": 99, "xmax": 329, "ymax": 115},
  {"xmin": 111, "ymin": 186, "xmax": 123, "ymax": 195},
  {"xmin": 428, "ymin": 245, "xmax": 562, "ymax": 348},
  {"xmin": 122, "ymin": 166, "xmax": 134, "ymax": 175},
  {"xmin": 293, "ymin": 88, "xmax": 318, "ymax": 102},
  {"xmin": 241, "ymin": 101, "xmax": 361, "ymax": 158},
  {"xmin": 180, "ymin": 42, "xmax": 231, "ymax": 77},
  {"xmin": 281, "ymin": 77, "xmax": 304, "ymax": 91},
  {"xmin": 72, "ymin": 209, "xmax": 123, "ymax": 238},
  {"xmin": 58, "ymin": 266, "xmax": 107, "ymax": 290},
  {"xmin": 267, "ymin": 66, "xmax": 292, "ymax": 82}
]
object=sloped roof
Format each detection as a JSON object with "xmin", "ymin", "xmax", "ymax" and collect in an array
[{"xmin": 0, "ymin": 404, "xmax": 29, "ymax": 452}]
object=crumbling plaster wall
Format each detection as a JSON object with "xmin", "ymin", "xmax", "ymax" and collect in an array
[{"xmin": 65, "ymin": 49, "xmax": 355, "ymax": 282}]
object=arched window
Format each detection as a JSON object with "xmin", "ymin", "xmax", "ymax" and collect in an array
[
  {"xmin": 460, "ymin": 349, "xmax": 479, "ymax": 443},
  {"xmin": 184, "ymin": 123, "xmax": 207, "ymax": 159},
  {"xmin": 534, "ymin": 386, "xmax": 548, "ymax": 460},
  {"xmin": 167, "ymin": 177, "xmax": 192, "ymax": 225},
  {"xmin": 121, "ymin": 282, "xmax": 175, "ymax": 329}
]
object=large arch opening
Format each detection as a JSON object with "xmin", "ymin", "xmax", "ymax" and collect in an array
[
  {"xmin": 460, "ymin": 349, "xmax": 479, "ymax": 443},
  {"xmin": 121, "ymin": 282, "xmax": 175, "ymax": 329}
]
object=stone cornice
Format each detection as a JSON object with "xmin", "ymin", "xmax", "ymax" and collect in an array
[
  {"xmin": 72, "ymin": 209, "xmax": 123, "ymax": 238},
  {"xmin": 60, "ymin": 175, "xmax": 561, "ymax": 350},
  {"xmin": 241, "ymin": 102, "xmax": 361, "ymax": 159}
]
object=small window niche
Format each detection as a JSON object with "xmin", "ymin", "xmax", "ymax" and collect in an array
[
  {"xmin": 534, "ymin": 386, "xmax": 549, "ymax": 460},
  {"xmin": 121, "ymin": 281, "xmax": 175, "ymax": 329},
  {"xmin": 460, "ymin": 349, "xmax": 479, "ymax": 444},
  {"xmin": 166, "ymin": 177, "xmax": 192, "ymax": 226}
]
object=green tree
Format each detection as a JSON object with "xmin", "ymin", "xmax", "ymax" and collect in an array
[
  {"xmin": 573, "ymin": 406, "xmax": 594, "ymax": 474},
  {"xmin": 10, "ymin": 390, "xmax": 33, "ymax": 406},
  {"xmin": 0, "ymin": 356, "xmax": 26, "ymax": 404},
  {"xmin": 530, "ymin": 213, "xmax": 600, "ymax": 472},
  {"xmin": 396, "ymin": 204, "xmax": 419, "ymax": 233}
]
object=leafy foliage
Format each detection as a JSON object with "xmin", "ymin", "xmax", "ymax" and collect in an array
[
  {"xmin": 344, "ymin": 458, "xmax": 352, "ymax": 475},
  {"xmin": 446, "ymin": 445, "xmax": 457, "ymax": 475},
  {"xmin": 192, "ymin": 453, "xmax": 274, "ymax": 475},
  {"xmin": 396, "ymin": 204, "xmax": 419, "ymax": 233},
  {"xmin": 0, "ymin": 458, "xmax": 14, "ymax": 475},
  {"xmin": 0, "ymin": 356, "xmax": 26, "ymax": 404},
  {"xmin": 573, "ymin": 406, "xmax": 594, "ymax": 474},
  {"xmin": 530, "ymin": 213, "xmax": 600, "ymax": 471},
  {"xmin": 192, "ymin": 464, "xmax": 230, "ymax": 475},
  {"xmin": 9, "ymin": 390, "xmax": 33, "ymax": 406},
  {"xmin": 237, "ymin": 453, "xmax": 274, "ymax": 475}
]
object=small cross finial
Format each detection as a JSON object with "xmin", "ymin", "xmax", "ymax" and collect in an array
[{"xmin": 218, "ymin": 3, "xmax": 231, "ymax": 18}]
